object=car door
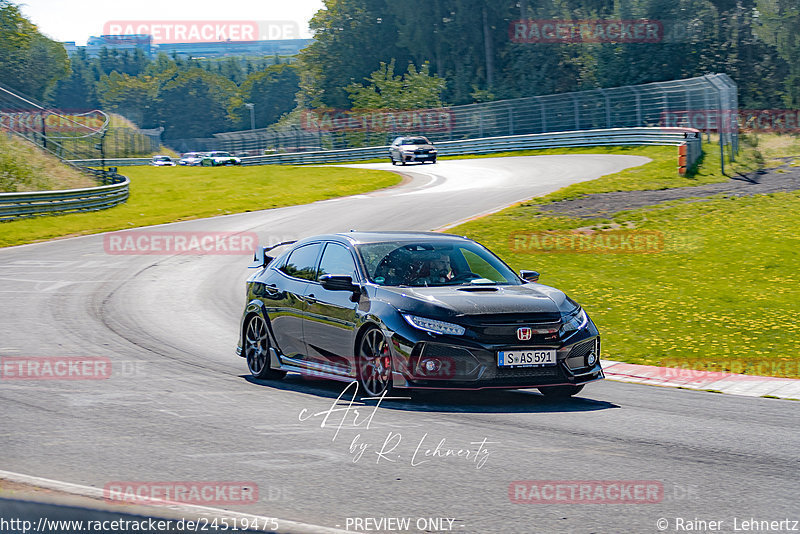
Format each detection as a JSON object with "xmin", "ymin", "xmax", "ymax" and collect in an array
[
  {"xmin": 301, "ymin": 242, "xmax": 361, "ymax": 375},
  {"xmin": 265, "ymin": 242, "xmax": 323, "ymax": 360}
]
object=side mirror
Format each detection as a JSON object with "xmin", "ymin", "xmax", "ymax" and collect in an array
[
  {"xmin": 319, "ymin": 274, "xmax": 359, "ymax": 293},
  {"xmin": 520, "ymin": 270, "xmax": 540, "ymax": 283}
]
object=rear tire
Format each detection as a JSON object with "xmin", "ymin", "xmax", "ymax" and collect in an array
[
  {"xmin": 538, "ymin": 385, "xmax": 584, "ymax": 399},
  {"xmin": 244, "ymin": 314, "xmax": 287, "ymax": 380}
]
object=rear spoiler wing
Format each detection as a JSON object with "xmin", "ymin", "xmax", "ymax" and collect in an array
[{"xmin": 249, "ymin": 240, "xmax": 297, "ymax": 269}]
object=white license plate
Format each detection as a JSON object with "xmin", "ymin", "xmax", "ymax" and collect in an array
[{"xmin": 498, "ymin": 349, "xmax": 556, "ymax": 367}]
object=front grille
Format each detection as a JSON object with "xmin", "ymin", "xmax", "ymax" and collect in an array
[{"xmin": 461, "ymin": 313, "xmax": 561, "ymax": 344}]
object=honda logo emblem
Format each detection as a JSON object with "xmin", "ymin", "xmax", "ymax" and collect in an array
[{"xmin": 517, "ymin": 327, "xmax": 533, "ymax": 341}]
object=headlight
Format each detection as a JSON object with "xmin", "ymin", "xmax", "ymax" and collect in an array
[
  {"xmin": 559, "ymin": 307, "xmax": 588, "ymax": 337},
  {"xmin": 403, "ymin": 314, "xmax": 465, "ymax": 336}
]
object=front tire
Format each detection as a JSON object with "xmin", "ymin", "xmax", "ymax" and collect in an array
[
  {"xmin": 538, "ymin": 385, "xmax": 584, "ymax": 399},
  {"xmin": 244, "ymin": 314, "xmax": 286, "ymax": 380},
  {"xmin": 357, "ymin": 327, "xmax": 393, "ymax": 397}
]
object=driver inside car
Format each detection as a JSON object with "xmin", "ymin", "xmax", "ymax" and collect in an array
[{"xmin": 413, "ymin": 253, "xmax": 454, "ymax": 285}]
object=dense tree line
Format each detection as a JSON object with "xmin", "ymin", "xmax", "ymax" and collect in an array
[
  {"xmin": 300, "ymin": 0, "xmax": 798, "ymax": 108},
  {"xmin": 0, "ymin": 0, "xmax": 68, "ymax": 100},
  {"xmin": 3, "ymin": 0, "xmax": 798, "ymax": 141},
  {"xmin": 48, "ymin": 51, "xmax": 300, "ymax": 138},
  {"xmin": 1, "ymin": 0, "xmax": 300, "ymax": 138}
]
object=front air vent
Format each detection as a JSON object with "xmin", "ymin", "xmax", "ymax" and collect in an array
[{"xmin": 457, "ymin": 287, "xmax": 499, "ymax": 292}]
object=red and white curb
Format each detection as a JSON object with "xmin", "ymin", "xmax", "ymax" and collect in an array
[{"xmin": 601, "ymin": 360, "xmax": 800, "ymax": 399}]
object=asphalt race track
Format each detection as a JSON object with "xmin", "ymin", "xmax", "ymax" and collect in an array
[{"xmin": 1, "ymin": 155, "xmax": 798, "ymax": 533}]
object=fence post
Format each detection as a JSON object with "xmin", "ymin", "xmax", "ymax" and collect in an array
[
  {"xmin": 573, "ymin": 95, "xmax": 580, "ymax": 130},
  {"xmin": 538, "ymin": 97, "xmax": 546, "ymax": 133}
]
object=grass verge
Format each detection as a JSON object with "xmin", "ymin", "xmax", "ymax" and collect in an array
[
  {"xmin": 0, "ymin": 165, "xmax": 399, "ymax": 248},
  {"xmin": 450, "ymin": 135, "xmax": 800, "ymax": 379},
  {"xmin": 0, "ymin": 135, "xmax": 95, "ymax": 192}
]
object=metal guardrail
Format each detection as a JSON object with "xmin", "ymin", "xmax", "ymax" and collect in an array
[
  {"xmin": 68, "ymin": 157, "xmax": 152, "ymax": 167},
  {"xmin": 0, "ymin": 173, "xmax": 130, "ymax": 221},
  {"xmin": 244, "ymin": 127, "xmax": 704, "ymax": 168},
  {"xmin": 22, "ymin": 127, "xmax": 698, "ymax": 221},
  {"xmin": 69, "ymin": 127, "xmax": 702, "ymax": 169}
]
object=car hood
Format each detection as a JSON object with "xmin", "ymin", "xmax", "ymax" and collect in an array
[{"xmin": 374, "ymin": 284, "xmax": 569, "ymax": 318}]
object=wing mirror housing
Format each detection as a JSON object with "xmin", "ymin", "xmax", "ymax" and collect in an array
[
  {"xmin": 520, "ymin": 270, "xmax": 540, "ymax": 283},
  {"xmin": 319, "ymin": 274, "xmax": 360, "ymax": 293}
]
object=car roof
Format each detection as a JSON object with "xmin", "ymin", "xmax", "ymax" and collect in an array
[{"xmin": 292, "ymin": 231, "xmax": 470, "ymax": 247}]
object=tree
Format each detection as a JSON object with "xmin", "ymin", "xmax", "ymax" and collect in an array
[
  {"xmin": 298, "ymin": 0, "xmax": 412, "ymax": 109},
  {"xmin": 346, "ymin": 60, "xmax": 446, "ymax": 110},
  {"xmin": 49, "ymin": 49, "xmax": 100, "ymax": 110},
  {"xmin": 96, "ymin": 71, "xmax": 158, "ymax": 127},
  {"xmin": 0, "ymin": 0, "xmax": 69, "ymax": 99},
  {"xmin": 755, "ymin": 0, "xmax": 800, "ymax": 105},
  {"xmin": 155, "ymin": 69, "xmax": 238, "ymax": 138},
  {"xmin": 239, "ymin": 64, "xmax": 301, "ymax": 128}
]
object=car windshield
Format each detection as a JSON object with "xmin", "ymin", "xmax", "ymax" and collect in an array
[
  {"xmin": 212, "ymin": 152, "xmax": 230, "ymax": 157},
  {"xmin": 356, "ymin": 240, "xmax": 521, "ymax": 287},
  {"xmin": 401, "ymin": 137, "xmax": 429, "ymax": 145},
  {"xmin": 154, "ymin": 156, "xmax": 170, "ymax": 161}
]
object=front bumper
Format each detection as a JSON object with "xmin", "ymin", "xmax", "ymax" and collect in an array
[
  {"xmin": 390, "ymin": 330, "xmax": 603, "ymax": 390},
  {"xmin": 401, "ymin": 152, "xmax": 437, "ymax": 162}
]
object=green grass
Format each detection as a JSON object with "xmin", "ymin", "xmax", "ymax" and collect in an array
[
  {"xmin": 0, "ymin": 165, "xmax": 399, "ymax": 247},
  {"xmin": 451, "ymin": 161, "xmax": 800, "ymax": 379},
  {"xmin": 0, "ymin": 135, "xmax": 95, "ymax": 192}
]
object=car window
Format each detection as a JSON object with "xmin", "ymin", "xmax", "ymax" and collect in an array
[
  {"xmin": 357, "ymin": 240, "xmax": 520, "ymax": 286},
  {"xmin": 279, "ymin": 243, "xmax": 323, "ymax": 281},
  {"xmin": 317, "ymin": 243, "xmax": 359, "ymax": 282}
]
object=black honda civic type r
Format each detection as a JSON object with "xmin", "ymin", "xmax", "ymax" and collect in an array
[{"xmin": 237, "ymin": 232, "xmax": 603, "ymax": 398}]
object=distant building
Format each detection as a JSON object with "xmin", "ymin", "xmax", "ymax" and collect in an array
[
  {"xmin": 62, "ymin": 41, "xmax": 78, "ymax": 55},
  {"xmin": 155, "ymin": 39, "xmax": 313, "ymax": 58},
  {"xmin": 86, "ymin": 35, "xmax": 153, "ymax": 57},
  {"xmin": 64, "ymin": 36, "xmax": 312, "ymax": 59}
]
